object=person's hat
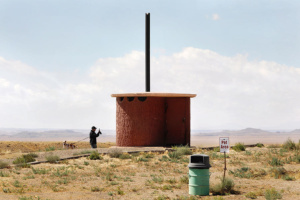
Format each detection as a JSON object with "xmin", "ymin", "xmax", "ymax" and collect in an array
[{"xmin": 92, "ymin": 126, "xmax": 97, "ymax": 129}]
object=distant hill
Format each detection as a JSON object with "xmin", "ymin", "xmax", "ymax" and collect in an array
[
  {"xmin": 192, "ymin": 128, "xmax": 299, "ymax": 136},
  {"xmin": 3, "ymin": 130, "xmax": 85, "ymax": 138},
  {"xmin": 0, "ymin": 129, "xmax": 116, "ymax": 140}
]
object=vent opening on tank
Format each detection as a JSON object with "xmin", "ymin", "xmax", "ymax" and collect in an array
[
  {"xmin": 138, "ymin": 97, "xmax": 147, "ymax": 102},
  {"xmin": 127, "ymin": 97, "xmax": 135, "ymax": 102}
]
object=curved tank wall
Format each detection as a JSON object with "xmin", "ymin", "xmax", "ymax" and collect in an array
[
  {"xmin": 116, "ymin": 97, "xmax": 165, "ymax": 146},
  {"xmin": 115, "ymin": 95, "xmax": 191, "ymax": 146}
]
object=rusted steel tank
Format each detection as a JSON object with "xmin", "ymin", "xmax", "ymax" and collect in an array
[{"xmin": 111, "ymin": 92, "xmax": 196, "ymax": 146}]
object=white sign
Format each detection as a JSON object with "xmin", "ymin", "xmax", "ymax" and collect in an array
[{"xmin": 219, "ymin": 137, "xmax": 230, "ymax": 153}]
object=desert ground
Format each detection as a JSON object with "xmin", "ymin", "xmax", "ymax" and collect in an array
[{"xmin": 0, "ymin": 140, "xmax": 299, "ymax": 200}]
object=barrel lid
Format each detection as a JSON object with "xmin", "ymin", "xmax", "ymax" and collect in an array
[{"xmin": 188, "ymin": 154, "xmax": 211, "ymax": 169}]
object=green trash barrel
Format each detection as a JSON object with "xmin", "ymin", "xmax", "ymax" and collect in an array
[{"xmin": 188, "ymin": 154, "xmax": 211, "ymax": 196}]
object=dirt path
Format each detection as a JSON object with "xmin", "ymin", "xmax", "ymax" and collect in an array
[{"xmin": 1, "ymin": 146, "xmax": 166, "ymax": 165}]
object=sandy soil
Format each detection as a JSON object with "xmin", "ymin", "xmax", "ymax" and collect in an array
[{"xmin": 0, "ymin": 142, "xmax": 299, "ymax": 200}]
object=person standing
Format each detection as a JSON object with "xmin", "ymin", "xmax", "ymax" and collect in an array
[{"xmin": 90, "ymin": 126, "xmax": 101, "ymax": 148}]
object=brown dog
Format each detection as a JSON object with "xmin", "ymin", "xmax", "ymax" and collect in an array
[{"xmin": 63, "ymin": 141, "xmax": 76, "ymax": 149}]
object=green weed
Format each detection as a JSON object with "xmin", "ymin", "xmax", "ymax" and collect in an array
[
  {"xmin": 245, "ymin": 191, "xmax": 257, "ymax": 199},
  {"xmin": 119, "ymin": 154, "xmax": 131, "ymax": 159},
  {"xmin": 256, "ymin": 143, "xmax": 264, "ymax": 148},
  {"xmin": 0, "ymin": 161, "xmax": 9, "ymax": 169},
  {"xmin": 180, "ymin": 175, "xmax": 189, "ymax": 184},
  {"xmin": 0, "ymin": 171, "xmax": 9, "ymax": 177},
  {"xmin": 265, "ymin": 188, "xmax": 282, "ymax": 200},
  {"xmin": 46, "ymin": 155, "xmax": 60, "ymax": 163},
  {"xmin": 89, "ymin": 151, "xmax": 102, "ymax": 160},
  {"xmin": 282, "ymin": 138, "xmax": 296, "ymax": 151},
  {"xmin": 45, "ymin": 146, "xmax": 55, "ymax": 151},
  {"xmin": 269, "ymin": 167, "xmax": 287, "ymax": 179},
  {"xmin": 269, "ymin": 157, "xmax": 283, "ymax": 166},
  {"xmin": 31, "ymin": 167, "xmax": 49, "ymax": 174},
  {"xmin": 108, "ymin": 148, "xmax": 122, "ymax": 158},
  {"xmin": 210, "ymin": 177, "xmax": 235, "ymax": 195},
  {"xmin": 232, "ymin": 142, "xmax": 246, "ymax": 152},
  {"xmin": 282, "ymin": 175, "xmax": 295, "ymax": 181}
]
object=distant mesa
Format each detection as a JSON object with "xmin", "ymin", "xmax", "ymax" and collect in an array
[{"xmin": 238, "ymin": 128, "xmax": 270, "ymax": 134}]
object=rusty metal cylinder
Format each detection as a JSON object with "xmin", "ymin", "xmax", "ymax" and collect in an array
[{"xmin": 113, "ymin": 93, "xmax": 195, "ymax": 147}]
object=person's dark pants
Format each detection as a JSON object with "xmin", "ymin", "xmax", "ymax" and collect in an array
[{"xmin": 90, "ymin": 143, "xmax": 97, "ymax": 148}]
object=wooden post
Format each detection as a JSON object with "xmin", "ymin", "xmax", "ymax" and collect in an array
[{"xmin": 223, "ymin": 152, "xmax": 227, "ymax": 182}]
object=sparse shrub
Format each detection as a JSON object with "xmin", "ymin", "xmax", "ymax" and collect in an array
[
  {"xmin": 31, "ymin": 167, "xmax": 49, "ymax": 174},
  {"xmin": 210, "ymin": 177, "xmax": 235, "ymax": 195},
  {"xmin": 269, "ymin": 167, "xmax": 286, "ymax": 179},
  {"xmin": 105, "ymin": 172, "xmax": 114, "ymax": 181},
  {"xmin": 282, "ymin": 138, "xmax": 296, "ymax": 151},
  {"xmin": 57, "ymin": 177, "xmax": 69, "ymax": 185},
  {"xmin": 13, "ymin": 157, "xmax": 26, "ymax": 165},
  {"xmin": 268, "ymin": 144, "xmax": 281, "ymax": 148},
  {"xmin": 162, "ymin": 184, "xmax": 172, "ymax": 190},
  {"xmin": 110, "ymin": 181, "xmax": 118, "ymax": 185},
  {"xmin": 22, "ymin": 153, "xmax": 37, "ymax": 162},
  {"xmin": 116, "ymin": 186, "xmax": 124, "ymax": 195},
  {"xmin": 175, "ymin": 145, "xmax": 193, "ymax": 155},
  {"xmin": 168, "ymin": 151, "xmax": 182, "ymax": 159},
  {"xmin": 23, "ymin": 175, "xmax": 35, "ymax": 180},
  {"xmin": 232, "ymin": 142, "xmax": 246, "ymax": 152},
  {"xmin": 91, "ymin": 186, "xmax": 101, "ymax": 192},
  {"xmin": 46, "ymin": 155, "xmax": 60, "ymax": 163},
  {"xmin": 108, "ymin": 191, "xmax": 115, "ymax": 196},
  {"xmin": 13, "ymin": 180, "xmax": 21, "ymax": 187},
  {"xmin": 131, "ymin": 152, "xmax": 140, "ymax": 157},
  {"xmin": 45, "ymin": 146, "xmax": 55, "ymax": 151},
  {"xmin": 18, "ymin": 196, "xmax": 35, "ymax": 200},
  {"xmin": 13, "ymin": 157, "xmax": 31, "ymax": 168},
  {"xmin": 265, "ymin": 188, "xmax": 282, "ymax": 200},
  {"xmin": 143, "ymin": 153, "xmax": 155, "ymax": 158},
  {"xmin": 210, "ymin": 152, "xmax": 229, "ymax": 159},
  {"xmin": 269, "ymin": 157, "xmax": 283, "ymax": 166},
  {"xmin": 89, "ymin": 151, "xmax": 102, "ymax": 160},
  {"xmin": 294, "ymin": 153, "xmax": 300, "ymax": 163},
  {"xmin": 229, "ymin": 167, "xmax": 253, "ymax": 179},
  {"xmin": 230, "ymin": 167, "xmax": 267, "ymax": 178},
  {"xmin": 282, "ymin": 175, "xmax": 295, "ymax": 181},
  {"xmin": 155, "ymin": 195, "xmax": 170, "ymax": 200},
  {"xmin": 151, "ymin": 175, "xmax": 164, "ymax": 183},
  {"xmin": 137, "ymin": 157, "xmax": 149, "ymax": 162},
  {"xmin": 2, "ymin": 188, "xmax": 11, "ymax": 193},
  {"xmin": 119, "ymin": 153, "xmax": 131, "ymax": 159},
  {"xmin": 84, "ymin": 161, "xmax": 89, "ymax": 165},
  {"xmin": 213, "ymin": 146, "xmax": 220, "ymax": 152},
  {"xmin": 80, "ymin": 150, "xmax": 93, "ymax": 154},
  {"xmin": 0, "ymin": 161, "xmax": 9, "ymax": 169},
  {"xmin": 256, "ymin": 143, "xmax": 264, "ymax": 148},
  {"xmin": 211, "ymin": 197, "xmax": 225, "ymax": 200},
  {"xmin": 108, "ymin": 148, "xmax": 122, "ymax": 158},
  {"xmin": 245, "ymin": 191, "xmax": 257, "ymax": 199},
  {"xmin": 0, "ymin": 171, "xmax": 9, "ymax": 177},
  {"xmin": 159, "ymin": 155, "xmax": 171, "ymax": 162},
  {"xmin": 13, "ymin": 153, "xmax": 37, "ymax": 167},
  {"xmin": 166, "ymin": 177, "xmax": 176, "ymax": 184},
  {"xmin": 180, "ymin": 175, "xmax": 189, "ymax": 184}
]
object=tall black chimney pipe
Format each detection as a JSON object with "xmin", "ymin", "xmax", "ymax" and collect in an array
[{"xmin": 145, "ymin": 13, "xmax": 150, "ymax": 92}]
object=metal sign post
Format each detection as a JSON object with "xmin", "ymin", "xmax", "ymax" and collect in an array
[{"xmin": 219, "ymin": 137, "xmax": 229, "ymax": 182}]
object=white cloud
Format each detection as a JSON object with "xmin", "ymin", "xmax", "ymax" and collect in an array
[
  {"xmin": 212, "ymin": 14, "xmax": 220, "ymax": 20},
  {"xmin": 0, "ymin": 48, "xmax": 300, "ymax": 130}
]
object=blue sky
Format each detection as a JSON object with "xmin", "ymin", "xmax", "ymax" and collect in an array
[
  {"xmin": 0, "ymin": 1, "xmax": 300, "ymax": 130},
  {"xmin": 1, "ymin": 1, "xmax": 299, "ymax": 71}
]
